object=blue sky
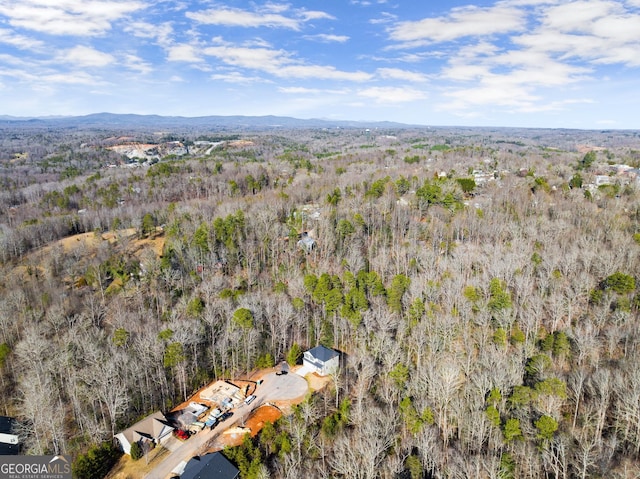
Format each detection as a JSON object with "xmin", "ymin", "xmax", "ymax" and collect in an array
[{"xmin": 1, "ymin": 0, "xmax": 639, "ymax": 128}]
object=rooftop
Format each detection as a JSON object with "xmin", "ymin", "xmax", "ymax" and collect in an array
[
  {"xmin": 306, "ymin": 345, "xmax": 339, "ymax": 362},
  {"xmin": 180, "ymin": 452, "xmax": 239, "ymax": 479}
]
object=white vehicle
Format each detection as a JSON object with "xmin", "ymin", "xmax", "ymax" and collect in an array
[
  {"xmin": 245, "ymin": 395, "xmax": 256, "ymax": 405},
  {"xmin": 186, "ymin": 422, "xmax": 205, "ymax": 433},
  {"xmin": 209, "ymin": 408, "xmax": 222, "ymax": 419}
]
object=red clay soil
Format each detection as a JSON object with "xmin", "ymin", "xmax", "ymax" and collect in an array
[
  {"xmin": 204, "ymin": 405, "xmax": 282, "ymax": 451},
  {"xmin": 244, "ymin": 405, "xmax": 283, "ymax": 437}
]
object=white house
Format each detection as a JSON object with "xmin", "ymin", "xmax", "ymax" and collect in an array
[
  {"xmin": 0, "ymin": 416, "xmax": 19, "ymax": 455},
  {"xmin": 297, "ymin": 234, "xmax": 316, "ymax": 252},
  {"xmin": 303, "ymin": 345, "xmax": 339, "ymax": 376},
  {"xmin": 114, "ymin": 411, "xmax": 174, "ymax": 455},
  {"xmin": 595, "ymin": 175, "xmax": 614, "ymax": 187}
]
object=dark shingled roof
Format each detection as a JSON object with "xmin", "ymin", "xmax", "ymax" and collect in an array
[
  {"xmin": 0, "ymin": 417, "xmax": 13, "ymax": 434},
  {"xmin": 180, "ymin": 452, "xmax": 239, "ymax": 479},
  {"xmin": 307, "ymin": 345, "xmax": 339, "ymax": 362},
  {"xmin": 0, "ymin": 416, "xmax": 20, "ymax": 455}
]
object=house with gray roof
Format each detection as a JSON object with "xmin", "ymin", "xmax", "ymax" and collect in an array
[
  {"xmin": 303, "ymin": 345, "xmax": 339, "ymax": 376},
  {"xmin": 180, "ymin": 452, "xmax": 239, "ymax": 479},
  {"xmin": 114, "ymin": 411, "xmax": 174, "ymax": 455},
  {"xmin": 297, "ymin": 232, "xmax": 316, "ymax": 252}
]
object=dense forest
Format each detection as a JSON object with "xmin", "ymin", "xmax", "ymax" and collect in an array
[{"xmin": 2, "ymin": 121, "xmax": 640, "ymax": 478}]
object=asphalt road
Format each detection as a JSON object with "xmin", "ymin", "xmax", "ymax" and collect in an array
[{"xmin": 144, "ymin": 371, "xmax": 308, "ymax": 479}]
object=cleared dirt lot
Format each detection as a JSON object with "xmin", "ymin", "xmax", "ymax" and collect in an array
[
  {"xmin": 141, "ymin": 369, "xmax": 312, "ymax": 479},
  {"xmin": 107, "ymin": 366, "xmax": 331, "ymax": 479},
  {"xmin": 11, "ymin": 228, "xmax": 165, "ymax": 285}
]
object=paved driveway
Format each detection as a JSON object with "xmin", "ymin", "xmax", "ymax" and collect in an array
[
  {"xmin": 255, "ymin": 371, "xmax": 309, "ymax": 403},
  {"xmin": 144, "ymin": 372, "xmax": 308, "ymax": 479}
]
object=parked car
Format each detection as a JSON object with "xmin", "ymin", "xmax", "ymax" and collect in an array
[
  {"xmin": 219, "ymin": 411, "xmax": 234, "ymax": 422},
  {"xmin": 204, "ymin": 418, "xmax": 217, "ymax": 428},
  {"xmin": 173, "ymin": 429, "xmax": 190, "ymax": 440},
  {"xmin": 186, "ymin": 422, "xmax": 205, "ymax": 433},
  {"xmin": 245, "ymin": 395, "xmax": 256, "ymax": 405}
]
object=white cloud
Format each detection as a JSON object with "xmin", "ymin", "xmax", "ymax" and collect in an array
[
  {"xmin": 273, "ymin": 64, "xmax": 372, "ymax": 81},
  {"xmin": 498, "ymin": 0, "xmax": 560, "ymax": 5},
  {"xmin": 517, "ymin": 98, "xmax": 594, "ymax": 113},
  {"xmin": 243, "ymin": 38, "xmax": 274, "ymax": 48},
  {"xmin": 357, "ymin": 86, "xmax": 427, "ymax": 103},
  {"xmin": 369, "ymin": 12, "xmax": 397, "ymax": 25},
  {"xmin": 304, "ymin": 33, "xmax": 350, "ymax": 43},
  {"xmin": 278, "ymin": 86, "xmax": 348, "ymax": 95},
  {"xmin": 497, "ymin": 49, "xmax": 590, "ymax": 85},
  {"xmin": 299, "ymin": 11, "xmax": 335, "ymax": 21},
  {"xmin": 167, "ymin": 44, "xmax": 202, "ymax": 63},
  {"xmin": 441, "ymin": 83, "xmax": 539, "ymax": 113},
  {"xmin": 122, "ymin": 53, "xmax": 152, "ymax": 74},
  {"xmin": 437, "ymin": 65, "xmax": 594, "ymax": 116},
  {"xmin": 0, "ymin": 53, "xmax": 35, "ymax": 68},
  {"xmin": 41, "ymin": 71, "xmax": 106, "ymax": 86},
  {"xmin": 382, "ymin": 0, "xmax": 640, "ymax": 120},
  {"xmin": 186, "ymin": 8, "xmax": 301, "ymax": 30},
  {"xmin": 389, "ymin": 5, "xmax": 525, "ymax": 45},
  {"xmin": 211, "ymin": 71, "xmax": 269, "ymax": 84},
  {"xmin": 395, "ymin": 52, "xmax": 441, "ymax": 63},
  {"xmin": 57, "ymin": 46, "xmax": 115, "ymax": 67},
  {"xmin": 203, "ymin": 45, "xmax": 287, "ymax": 70},
  {"xmin": 202, "ymin": 43, "xmax": 372, "ymax": 81},
  {"xmin": 186, "ymin": 4, "xmax": 335, "ymax": 31},
  {"xmin": 0, "ymin": 28, "xmax": 44, "ymax": 50},
  {"xmin": 0, "ymin": 0, "xmax": 146, "ymax": 36},
  {"xmin": 353, "ymin": 0, "xmax": 390, "ymax": 7},
  {"xmin": 376, "ymin": 67, "xmax": 429, "ymax": 82},
  {"xmin": 0, "ymin": 63, "xmax": 104, "ymax": 87},
  {"xmin": 593, "ymin": 15, "xmax": 640, "ymax": 42},
  {"xmin": 514, "ymin": 1, "xmax": 640, "ymax": 66},
  {"xmin": 261, "ymin": 3, "xmax": 290, "ymax": 14},
  {"xmin": 436, "ymin": 37, "xmax": 591, "ymax": 114},
  {"xmin": 540, "ymin": 1, "xmax": 614, "ymax": 32},
  {"xmin": 125, "ymin": 21, "xmax": 173, "ymax": 46}
]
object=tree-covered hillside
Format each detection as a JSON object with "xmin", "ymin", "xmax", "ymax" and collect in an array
[{"xmin": 2, "ymin": 125, "xmax": 640, "ymax": 478}]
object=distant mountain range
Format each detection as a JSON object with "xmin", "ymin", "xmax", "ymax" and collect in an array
[{"xmin": 0, "ymin": 112, "xmax": 419, "ymax": 130}]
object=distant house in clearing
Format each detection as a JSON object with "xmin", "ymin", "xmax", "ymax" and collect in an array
[
  {"xmin": 297, "ymin": 232, "xmax": 316, "ymax": 252},
  {"xmin": 114, "ymin": 411, "xmax": 174, "ymax": 455},
  {"xmin": 0, "ymin": 416, "xmax": 20, "ymax": 455},
  {"xmin": 302, "ymin": 345, "xmax": 339, "ymax": 376},
  {"xmin": 595, "ymin": 175, "xmax": 614, "ymax": 187},
  {"xmin": 180, "ymin": 452, "xmax": 239, "ymax": 479}
]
